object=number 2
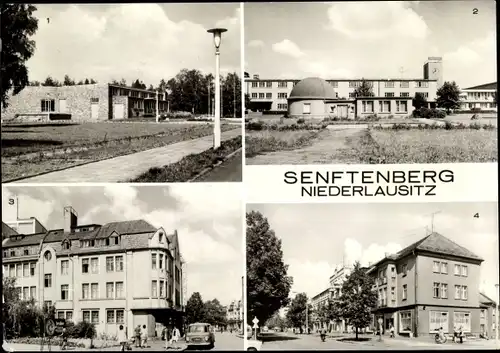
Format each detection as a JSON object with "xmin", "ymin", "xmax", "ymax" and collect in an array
[
  {"xmin": 473, "ymin": 8, "xmax": 478, "ymax": 14},
  {"xmin": 473, "ymin": 213, "xmax": 480, "ymax": 218}
]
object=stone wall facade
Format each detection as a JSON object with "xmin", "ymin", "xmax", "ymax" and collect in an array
[{"xmin": 2, "ymin": 84, "xmax": 110, "ymax": 122}]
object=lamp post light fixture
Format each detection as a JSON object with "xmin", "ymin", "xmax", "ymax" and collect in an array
[{"xmin": 207, "ymin": 27, "xmax": 227, "ymax": 149}]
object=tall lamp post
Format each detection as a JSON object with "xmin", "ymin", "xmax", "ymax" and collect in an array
[{"xmin": 207, "ymin": 27, "xmax": 227, "ymax": 149}]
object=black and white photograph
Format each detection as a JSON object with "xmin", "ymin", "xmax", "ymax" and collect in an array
[
  {"xmin": 1, "ymin": 184, "xmax": 244, "ymax": 351},
  {"xmin": 1, "ymin": 3, "xmax": 242, "ymax": 183},
  {"xmin": 244, "ymin": 1, "xmax": 497, "ymax": 165},
  {"xmin": 246, "ymin": 202, "xmax": 499, "ymax": 350}
]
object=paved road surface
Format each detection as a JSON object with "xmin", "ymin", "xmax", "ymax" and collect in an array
[
  {"xmin": 5, "ymin": 333, "xmax": 244, "ymax": 352},
  {"xmin": 10, "ymin": 129, "xmax": 241, "ymax": 183},
  {"xmin": 195, "ymin": 150, "xmax": 242, "ymax": 182},
  {"xmin": 259, "ymin": 333, "xmax": 499, "ymax": 351}
]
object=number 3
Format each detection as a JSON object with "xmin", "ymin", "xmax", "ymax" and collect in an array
[{"xmin": 473, "ymin": 8, "xmax": 478, "ymax": 14}]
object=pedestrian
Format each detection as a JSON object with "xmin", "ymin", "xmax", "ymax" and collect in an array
[
  {"xmin": 141, "ymin": 325, "xmax": 148, "ymax": 348},
  {"xmin": 389, "ymin": 324, "xmax": 395, "ymax": 338},
  {"xmin": 171, "ymin": 326, "xmax": 180, "ymax": 349},
  {"xmin": 117, "ymin": 325, "xmax": 127, "ymax": 352},
  {"xmin": 458, "ymin": 325, "xmax": 464, "ymax": 344},
  {"xmin": 135, "ymin": 325, "xmax": 142, "ymax": 348},
  {"xmin": 165, "ymin": 326, "xmax": 172, "ymax": 350}
]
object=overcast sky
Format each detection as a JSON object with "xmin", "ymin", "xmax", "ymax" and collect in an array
[
  {"xmin": 27, "ymin": 3, "xmax": 240, "ymax": 86},
  {"xmin": 248, "ymin": 202, "xmax": 498, "ymax": 301},
  {"xmin": 2, "ymin": 185, "xmax": 244, "ymax": 306},
  {"xmin": 245, "ymin": 1, "xmax": 496, "ymax": 88}
]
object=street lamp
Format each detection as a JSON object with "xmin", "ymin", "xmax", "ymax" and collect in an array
[
  {"xmin": 156, "ymin": 89, "xmax": 159, "ymax": 123},
  {"xmin": 207, "ymin": 27, "xmax": 227, "ymax": 149}
]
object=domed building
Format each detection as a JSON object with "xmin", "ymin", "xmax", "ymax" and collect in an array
[{"xmin": 287, "ymin": 77, "xmax": 355, "ymax": 119}]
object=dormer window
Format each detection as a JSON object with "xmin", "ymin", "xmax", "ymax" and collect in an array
[
  {"xmin": 10, "ymin": 250, "xmax": 15, "ymax": 257},
  {"xmin": 62, "ymin": 240, "xmax": 71, "ymax": 250},
  {"xmin": 159, "ymin": 232, "xmax": 164, "ymax": 243},
  {"xmin": 106, "ymin": 238, "xmax": 110, "ymax": 246}
]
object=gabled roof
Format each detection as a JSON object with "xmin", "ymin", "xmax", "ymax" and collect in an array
[
  {"xmin": 97, "ymin": 219, "xmax": 157, "ymax": 237},
  {"xmin": 480, "ymin": 292, "xmax": 496, "ymax": 305},
  {"xmin": 2, "ymin": 232, "xmax": 46, "ymax": 247},
  {"xmin": 463, "ymin": 82, "xmax": 497, "ymax": 90},
  {"xmin": 369, "ymin": 232, "xmax": 482, "ymax": 270},
  {"xmin": 396, "ymin": 232, "xmax": 483, "ymax": 261},
  {"xmin": 2, "ymin": 222, "xmax": 18, "ymax": 238}
]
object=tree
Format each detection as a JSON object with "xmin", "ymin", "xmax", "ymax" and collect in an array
[
  {"xmin": 89, "ymin": 78, "xmax": 97, "ymax": 84},
  {"xmin": 77, "ymin": 80, "xmax": 84, "ymax": 85},
  {"xmin": 247, "ymin": 210, "xmax": 293, "ymax": 326},
  {"xmin": 110, "ymin": 79, "xmax": 120, "ymax": 85},
  {"xmin": 436, "ymin": 81, "xmax": 461, "ymax": 113},
  {"xmin": 285, "ymin": 293, "xmax": 313, "ymax": 333},
  {"xmin": 337, "ymin": 262, "xmax": 377, "ymax": 340},
  {"xmin": 316, "ymin": 299, "xmax": 341, "ymax": 332},
  {"xmin": 1, "ymin": 4, "xmax": 39, "ymax": 108},
  {"xmin": 186, "ymin": 292, "xmax": 205, "ymax": 325},
  {"xmin": 84, "ymin": 78, "xmax": 90, "ymax": 84},
  {"xmin": 63, "ymin": 74, "xmax": 75, "ymax": 86},
  {"xmin": 353, "ymin": 80, "xmax": 374, "ymax": 97},
  {"xmin": 221, "ymin": 72, "xmax": 242, "ymax": 118},
  {"xmin": 203, "ymin": 299, "xmax": 227, "ymax": 327},
  {"xmin": 42, "ymin": 76, "xmax": 60, "ymax": 87},
  {"xmin": 119, "ymin": 78, "xmax": 127, "ymax": 86},
  {"xmin": 266, "ymin": 312, "xmax": 287, "ymax": 331},
  {"xmin": 412, "ymin": 92, "xmax": 428, "ymax": 109}
]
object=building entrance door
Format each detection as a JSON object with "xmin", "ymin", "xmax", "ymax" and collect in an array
[
  {"xmin": 59, "ymin": 99, "xmax": 67, "ymax": 113},
  {"xmin": 113, "ymin": 103, "xmax": 125, "ymax": 120},
  {"xmin": 91, "ymin": 103, "xmax": 99, "ymax": 120},
  {"xmin": 338, "ymin": 105, "xmax": 348, "ymax": 118}
]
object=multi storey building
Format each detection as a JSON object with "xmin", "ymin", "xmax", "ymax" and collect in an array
[
  {"xmin": 1, "ymin": 206, "xmax": 185, "ymax": 338},
  {"xmin": 245, "ymin": 57, "xmax": 441, "ymax": 114},
  {"xmin": 1, "ymin": 84, "xmax": 169, "ymax": 123},
  {"xmin": 311, "ymin": 288, "xmax": 332, "ymax": 332},
  {"xmin": 459, "ymin": 82, "xmax": 497, "ymax": 111},
  {"xmin": 367, "ymin": 232, "xmax": 484, "ymax": 337},
  {"xmin": 226, "ymin": 299, "xmax": 243, "ymax": 331},
  {"xmin": 479, "ymin": 293, "xmax": 497, "ymax": 338}
]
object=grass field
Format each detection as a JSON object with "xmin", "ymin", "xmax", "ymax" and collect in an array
[
  {"xmin": 364, "ymin": 128, "xmax": 498, "ymax": 163},
  {"xmin": 130, "ymin": 136, "xmax": 242, "ymax": 182},
  {"xmin": 1, "ymin": 122, "xmax": 236, "ymax": 182},
  {"xmin": 245, "ymin": 130, "xmax": 321, "ymax": 158}
]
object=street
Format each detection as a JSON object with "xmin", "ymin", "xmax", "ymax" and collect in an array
[
  {"xmin": 258, "ymin": 332, "xmax": 500, "ymax": 351},
  {"xmin": 4, "ymin": 333, "xmax": 244, "ymax": 352},
  {"xmin": 195, "ymin": 150, "xmax": 242, "ymax": 182}
]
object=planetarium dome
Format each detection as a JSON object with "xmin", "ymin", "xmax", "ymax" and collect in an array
[{"xmin": 288, "ymin": 77, "xmax": 337, "ymax": 100}]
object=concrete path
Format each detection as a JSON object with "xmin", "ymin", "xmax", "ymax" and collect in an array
[
  {"xmin": 246, "ymin": 128, "xmax": 366, "ymax": 165},
  {"xmin": 11, "ymin": 129, "xmax": 241, "ymax": 183}
]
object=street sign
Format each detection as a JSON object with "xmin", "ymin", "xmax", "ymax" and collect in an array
[
  {"xmin": 45, "ymin": 319, "xmax": 56, "ymax": 336},
  {"xmin": 252, "ymin": 323, "xmax": 259, "ymax": 329},
  {"xmin": 54, "ymin": 319, "xmax": 65, "ymax": 334},
  {"xmin": 252, "ymin": 317, "xmax": 259, "ymax": 325}
]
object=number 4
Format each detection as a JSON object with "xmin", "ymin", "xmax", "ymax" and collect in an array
[{"xmin": 473, "ymin": 213, "xmax": 480, "ymax": 218}]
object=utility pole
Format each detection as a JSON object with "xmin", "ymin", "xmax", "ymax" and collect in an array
[
  {"xmin": 155, "ymin": 89, "xmax": 159, "ymax": 123},
  {"xmin": 208, "ymin": 79, "xmax": 211, "ymax": 116},
  {"xmin": 233, "ymin": 74, "xmax": 236, "ymax": 119}
]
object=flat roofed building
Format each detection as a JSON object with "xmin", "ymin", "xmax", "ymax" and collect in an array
[
  {"xmin": 367, "ymin": 232, "xmax": 484, "ymax": 337},
  {"xmin": 245, "ymin": 58, "xmax": 441, "ymax": 116},
  {"xmin": 459, "ymin": 82, "xmax": 497, "ymax": 111},
  {"xmin": 1, "ymin": 84, "xmax": 169, "ymax": 123},
  {"xmin": 1, "ymin": 206, "xmax": 186, "ymax": 338}
]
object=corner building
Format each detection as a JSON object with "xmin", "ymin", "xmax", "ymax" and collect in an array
[
  {"xmin": 2, "ymin": 206, "xmax": 186, "ymax": 338},
  {"xmin": 367, "ymin": 232, "xmax": 484, "ymax": 337}
]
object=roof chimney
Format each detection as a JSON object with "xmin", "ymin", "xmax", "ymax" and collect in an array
[
  {"xmin": 63, "ymin": 206, "xmax": 78, "ymax": 233},
  {"xmin": 253, "ymin": 74, "xmax": 259, "ymax": 80}
]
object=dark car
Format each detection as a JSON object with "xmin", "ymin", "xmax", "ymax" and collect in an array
[{"xmin": 185, "ymin": 323, "xmax": 215, "ymax": 349}]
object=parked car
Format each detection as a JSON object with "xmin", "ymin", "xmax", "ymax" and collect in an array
[
  {"xmin": 247, "ymin": 336, "xmax": 262, "ymax": 351},
  {"xmin": 185, "ymin": 323, "xmax": 215, "ymax": 349}
]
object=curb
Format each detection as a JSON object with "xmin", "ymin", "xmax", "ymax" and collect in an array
[
  {"xmin": 4, "ymin": 132, "xmax": 240, "ymax": 184},
  {"xmin": 188, "ymin": 147, "xmax": 242, "ymax": 182}
]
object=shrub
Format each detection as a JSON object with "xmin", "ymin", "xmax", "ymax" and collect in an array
[
  {"xmin": 365, "ymin": 114, "xmax": 380, "ymax": 121},
  {"xmin": 70, "ymin": 321, "xmax": 96, "ymax": 339},
  {"xmin": 297, "ymin": 118, "xmax": 305, "ymax": 124},
  {"xmin": 161, "ymin": 111, "xmax": 194, "ymax": 120},
  {"xmin": 247, "ymin": 121, "xmax": 265, "ymax": 131},
  {"xmin": 413, "ymin": 107, "xmax": 446, "ymax": 119}
]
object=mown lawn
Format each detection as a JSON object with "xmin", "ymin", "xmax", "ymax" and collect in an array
[
  {"xmin": 1, "ymin": 122, "xmax": 237, "ymax": 182},
  {"xmin": 245, "ymin": 130, "xmax": 321, "ymax": 158},
  {"xmin": 364, "ymin": 129, "xmax": 498, "ymax": 163}
]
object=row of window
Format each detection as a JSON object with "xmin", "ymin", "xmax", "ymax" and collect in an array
[
  {"xmin": 3, "ymin": 246, "xmax": 38, "ymax": 258},
  {"xmin": 250, "ymin": 81, "xmax": 430, "ymax": 89},
  {"xmin": 151, "ymin": 280, "xmax": 172, "ymax": 298},
  {"xmin": 433, "ymin": 261, "xmax": 469, "ymax": 277},
  {"xmin": 80, "ymin": 255, "xmax": 124, "ymax": 274},
  {"xmin": 433, "ymin": 282, "xmax": 468, "ymax": 300},
  {"xmin": 250, "ymin": 92, "xmax": 428, "ymax": 100},
  {"xmin": 41, "ymin": 98, "xmax": 101, "ymax": 113},
  {"xmin": 277, "ymin": 104, "xmax": 288, "ymax": 110},
  {"xmin": 465, "ymin": 92, "xmax": 496, "ymax": 100},
  {"xmin": 4, "ymin": 262, "xmax": 36, "ymax": 278},
  {"xmin": 80, "ymin": 236, "xmax": 121, "ymax": 248},
  {"xmin": 361, "ymin": 100, "xmax": 408, "ymax": 114},
  {"xmin": 16, "ymin": 286, "xmax": 37, "ymax": 301},
  {"xmin": 397, "ymin": 310, "xmax": 472, "ymax": 333},
  {"xmin": 79, "ymin": 309, "xmax": 125, "ymax": 325}
]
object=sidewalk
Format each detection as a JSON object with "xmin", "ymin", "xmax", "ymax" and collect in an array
[{"xmin": 11, "ymin": 129, "xmax": 241, "ymax": 183}]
